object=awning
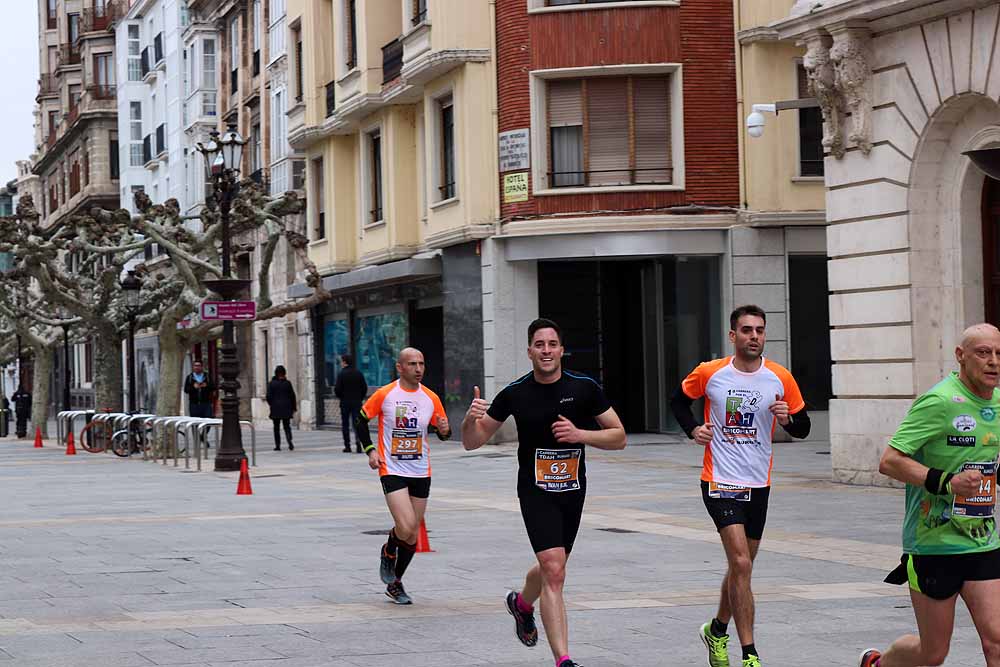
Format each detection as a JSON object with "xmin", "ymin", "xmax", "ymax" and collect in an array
[{"xmin": 287, "ymin": 256, "xmax": 442, "ymax": 299}]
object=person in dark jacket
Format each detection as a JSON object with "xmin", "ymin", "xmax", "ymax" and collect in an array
[
  {"xmin": 12, "ymin": 385, "xmax": 30, "ymax": 438},
  {"xmin": 334, "ymin": 354, "xmax": 367, "ymax": 453},
  {"xmin": 266, "ymin": 365, "xmax": 297, "ymax": 451},
  {"xmin": 183, "ymin": 361, "xmax": 215, "ymax": 418}
]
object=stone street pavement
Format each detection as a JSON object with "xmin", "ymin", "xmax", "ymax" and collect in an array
[{"xmin": 0, "ymin": 428, "xmax": 987, "ymax": 666}]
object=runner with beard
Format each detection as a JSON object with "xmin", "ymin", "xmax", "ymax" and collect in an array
[
  {"xmin": 461, "ymin": 318, "xmax": 626, "ymax": 667},
  {"xmin": 670, "ymin": 304, "xmax": 811, "ymax": 667}
]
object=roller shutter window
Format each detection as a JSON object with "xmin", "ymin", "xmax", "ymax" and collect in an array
[
  {"xmin": 633, "ymin": 76, "xmax": 671, "ymax": 184},
  {"xmin": 548, "ymin": 79, "xmax": 584, "ymax": 187},
  {"xmin": 586, "ymin": 77, "xmax": 630, "ymax": 186}
]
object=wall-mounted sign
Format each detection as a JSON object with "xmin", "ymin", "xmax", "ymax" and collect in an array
[
  {"xmin": 503, "ymin": 172, "xmax": 529, "ymax": 203},
  {"xmin": 499, "ymin": 129, "xmax": 530, "ymax": 173}
]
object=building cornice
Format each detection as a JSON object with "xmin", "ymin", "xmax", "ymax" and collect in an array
[
  {"xmin": 737, "ymin": 26, "xmax": 781, "ymax": 44},
  {"xmin": 498, "ymin": 213, "xmax": 739, "ymax": 238},
  {"xmin": 739, "ymin": 210, "xmax": 827, "ymax": 227},
  {"xmin": 420, "ymin": 224, "xmax": 495, "ymax": 250},
  {"xmin": 773, "ymin": 0, "xmax": 998, "ymax": 40}
]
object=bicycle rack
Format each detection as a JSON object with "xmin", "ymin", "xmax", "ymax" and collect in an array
[{"xmin": 56, "ymin": 410, "xmax": 94, "ymax": 446}]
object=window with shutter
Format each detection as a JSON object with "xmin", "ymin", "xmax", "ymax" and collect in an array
[
  {"xmin": 586, "ymin": 77, "xmax": 629, "ymax": 186},
  {"xmin": 797, "ymin": 64, "xmax": 824, "ymax": 177},
  {"xmin": 633, "ymin": 76, "xmax": 671, "ymax": 184},
  {"xmin": 548, "ymin": 80, "xmax": 583, "ymax": 187}
]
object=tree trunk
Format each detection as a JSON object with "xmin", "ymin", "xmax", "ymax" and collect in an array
[
  {"xmin": 92, "ymin": 325, "xmax": 123, "ymax": 412},
  {"xmin": 29, "ymin": 343, "xmax": 52, "ymax": 439},
  {"xmin": 156, "ymin": 319, "xmax": 185, "ymax": 417}
]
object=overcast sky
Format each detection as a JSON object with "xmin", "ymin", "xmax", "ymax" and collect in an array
[{"xmin": 0, "ymin": 3, "xmax": 39, "ymax": 186}]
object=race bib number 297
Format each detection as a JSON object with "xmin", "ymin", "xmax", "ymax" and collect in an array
[{"xmin": 535, "ymin": 448, "xmax": 581, "ymax": 492}]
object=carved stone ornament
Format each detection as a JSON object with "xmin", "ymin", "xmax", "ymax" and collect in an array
[
  {"xmin": 802, "ymin": 32, "xmax": 843, "ymax": 158},
  {"xmin": 800, "ymin": 25, "xmax": 873, "ymax": 160},
  {"xmin": 830, "ymin": 26, "xmax": 873, "ymax": 156}
]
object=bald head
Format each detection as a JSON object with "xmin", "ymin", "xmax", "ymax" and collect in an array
[
  {"xmin": 961, "ymin": 323, "xmax": 1000, "ymax": 350},
  {"xmin": 956, "ymin": 323, "xmax": 1000, "ymax": 398},
  {"xmin": 396, "ymin": 347, "xmax": 426, "ymax": 389}
]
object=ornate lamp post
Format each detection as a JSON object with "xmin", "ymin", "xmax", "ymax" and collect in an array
[
  {"xmin": 197, "ymin": 124, "xmax": 249, "ymax": 472},
  {"xmin": 120, "ymin": 270, "xmax": 142, "ymax": 413}
]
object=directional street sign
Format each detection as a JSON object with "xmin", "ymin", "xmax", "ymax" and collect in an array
[{"xmin": 200, "ymin": 300, "xmax": 257, "ymax": 321}]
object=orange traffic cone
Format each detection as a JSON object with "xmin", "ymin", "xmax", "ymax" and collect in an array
[
  {"xmin": 236, "ymin": 458, "xmax": 253, "ymax": 495},
  {"xmin": 65, "ymin": 431, "xmax": 76, "ymax": 455},
  {"xmin": 34, "ymin": 427, "xmax": 43, "ymax": 448},
  {"xmin": 415, "ymin": 519, "xmax": 434, "ymax": 553}
]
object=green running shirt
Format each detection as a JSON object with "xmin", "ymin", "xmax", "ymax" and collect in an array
[{"xmin": 890, "ymin": 372, "xmax": 1000, "ymax": 555}]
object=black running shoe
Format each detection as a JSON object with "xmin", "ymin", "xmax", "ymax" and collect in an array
[
  {"xmin": 558, "ymin": 660, "xmax": 582, "ymax": 667},
  {"xmin": 379, "ymin": 544, "xmax": 397, "ymax": 585},
  {"xmin": 385, "ymin": 580, "xmax": 412, "ymax": 605},
  {"xmin": 504, "ymin": 590, "xmax": 538, "ymax": 647}
]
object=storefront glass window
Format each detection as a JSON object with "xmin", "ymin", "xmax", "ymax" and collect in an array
[
  {"xmin": 323, "ymin": 317, "xmax": 349, "ymax": 394},
  {"xmin": 355, "ymin": 311, "xmax": 407, "ymax": 388}
]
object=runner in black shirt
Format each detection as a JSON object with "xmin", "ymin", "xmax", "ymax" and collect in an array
[{"xmin": 461, "ymin": 318, "xmax": 626, "ymax": 667}]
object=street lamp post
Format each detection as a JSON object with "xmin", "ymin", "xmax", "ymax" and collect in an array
[
  {"xmin": 61, "ymin": 323, "xmax": 71, "ymax": 413},
  {"xmin": 197, "ymin": 124, "xmax": 249, "ymax": 472},
  {"xmin": 120, "ymin": 271, "xmax": 142, "ymax": 413}
]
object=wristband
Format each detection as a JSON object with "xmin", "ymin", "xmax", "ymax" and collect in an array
[
  {"xmin": 924, "ymin": 468, "xmax": 954, "ymax": 495},
  {"xmin": 363, "ymin": 444, "xmax": 375, "ymax": 454},
  {"xmin": 946, "ymin": 480, "xmax": 954, "ymax": 496}
]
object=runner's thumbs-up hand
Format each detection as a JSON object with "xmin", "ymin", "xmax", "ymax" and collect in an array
[
  {"xmin": 552, "ymin": 415, "xmax": 583, "ymax": 444},
  {"xmin": 693, "ymin": 422, "xmax": 713, "ymax": 446},
  {"xmin": 770, "ymin": 393, "xmax": 790, "ymax": 425},
  {"xmin": 951, "ymin": 468, "xmax": 985, "ymax": 497},
  {"xmin": 466, "ymin": 385, "xmax": 489, "ymax": 421}
]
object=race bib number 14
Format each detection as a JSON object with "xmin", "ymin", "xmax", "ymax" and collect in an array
[
  {"xmin": 535, "ymin": 448, "xmax": 581, "ymax": 492},
  {"xmin": 952, "ymin": 461, "xmax": 997, "ymax": 517}
]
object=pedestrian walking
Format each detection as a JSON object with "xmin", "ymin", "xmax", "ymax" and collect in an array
[
  {"xmin": 334, "ymin": 354, "xmax": 368, "ymax": 453},
  {"xmin": 183, "ymin": 360, "xmax": 215, "ymax": 418},
  {"xmin": 266, "ymin": 365, "xmax": 297, "ymax": 451},
  {"xmin": 12, "ymin": 384, "xmax": 30, "ymax": 438}
]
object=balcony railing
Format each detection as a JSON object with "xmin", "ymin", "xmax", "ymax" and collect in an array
[
  {"xmin": 325, "ymin": 81, "xmax": 336, "ymax": 118},
  {"xmin": 46, "ymin": 131, "xmax": 57, "ymax": 149},
  {"xmin": 155, "ymin": 124, "xmax": 166, "ymax": 156},
  {"xmin": 412, "ymin": 0, "xmax": 428, "ymax": 25},
  {"xmin": 382, "ymin": 38, "xmax": 403, "ymax": 85},
  {"xmin": 86, "ymin": 84, "xmax": 115, "ymax": 101},
  {"xmin": 58, "ymin": 44, "xmax": 82, "ymax": 68},
  {"xmin": 38, "ymin": 74, "xmax": 58, "ymax": 97},
  {"xmin": 67, "ymin": 104, "xmax": 80, "ymax": 126},
  {"xmin": 47, "ymin": 11, "xmax": 57, "ymax": 30},
  {"xmin": 292, "ymin": 159, "xmax": 306, "ymax": 190},
  {"xmin": 250, "ymin": 168, "xmax": 269, "ymax": 190}
]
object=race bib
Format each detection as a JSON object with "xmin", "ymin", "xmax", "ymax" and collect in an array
[
  {"xmin": 953, "ymin": 461, "xmax": 997, "ymax": 517},
  {"xmin": 535, "ymin": 448, "xmax": 581, "ymax": 492},
  {"xmin": 390, "ymin": 430, "xmax": 423, "ymax": 460},
  {"xmin": 707, "ymin": 482, "xmax": 752, "ymax": 502}
]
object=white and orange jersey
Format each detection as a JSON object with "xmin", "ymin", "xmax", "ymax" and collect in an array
[
  {"xmin": 361, "ymin": 381, "xmax": 447, "ymax": 478},
  {"xmin": 681, "ymin": 356, "xmax": 805, "ymax": 487}
]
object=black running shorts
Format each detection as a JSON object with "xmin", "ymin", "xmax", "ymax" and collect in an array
[
  {"xmin": 701, "ymin": 481, "xmax": 771, "ymax": 540},
  {"xmin": 380, "ymin": 475, "xmax": 431, "ymax": 499},
  {"xmin": 884, "ymin": 548, "xmax": 1000, "ymax": 600},
  {"xmin": 518, "ymin": 486, "xmax": 586, "ymax": 554}
]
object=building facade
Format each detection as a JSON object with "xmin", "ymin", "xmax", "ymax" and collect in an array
[
  {"xmin": 34, "ymin": 0, "xmax": 123, "ymax": 410},
  {"xmin": 736, "ymin": 0, "xmax": 833, "ymax": 431},
  {"xmin": 763, "ymin": 0, "xmax": 1000, "ymax": 483},
  {"xmin": 289, "ymin": 0, "xmax": 496, "ymax": 428},
  {"xmin": 486, "ymin": 0, "xmax": 743, "ymax": 434}
]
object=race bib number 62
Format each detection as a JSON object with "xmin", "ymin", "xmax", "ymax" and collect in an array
[{"xmin": 535, "ymin": 448, "xmax": 581, "ymax": 492}]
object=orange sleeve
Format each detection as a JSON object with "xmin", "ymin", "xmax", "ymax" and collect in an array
[
  {"xmin": 361, "ymin": 383, "xmax": 393, "ymax": 421},
  {"xmin": 681, "ymin": 357, "xmax": 729, "ymax": 399},
  {"xmin": 423, "ymin": 387, "xmax": 447, "ymax": 426},
  {"xmin": 767, "ymin": 361, "xmax": 806, "ymax": 414}
]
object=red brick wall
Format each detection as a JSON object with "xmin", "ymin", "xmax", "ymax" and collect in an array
[{"xmin": 496, "ymin": 0, "xmax": 739, "ymax": 221}]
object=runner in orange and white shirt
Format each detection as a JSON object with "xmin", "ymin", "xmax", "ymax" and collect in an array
[
  {"xmin": 671, "ymin": 305, "xmax": 811, "ymax": 667},
  {"xmin": 355, "ymin": 347, "xmax": 450, "ymax": 605}
]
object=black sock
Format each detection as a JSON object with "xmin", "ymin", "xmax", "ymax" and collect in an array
[
  {"xmin": 710, "ymin": 618, "xmax": 728, "ymax": 637},
  {"xmin": 385, "ymin": 530, "xmax": 399, "ymax": 556},
  {"xmin": 394, "ymin": 540, "xmax": 416, "ymax": 580},
  {"xmin": 742, "ymin": 644, "xmax": 758, "ymax": 660}
]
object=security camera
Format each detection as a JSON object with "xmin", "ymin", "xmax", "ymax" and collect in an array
[{"xmin": 746, "ymin": 104, "xmax": 777, "ymax": 138}]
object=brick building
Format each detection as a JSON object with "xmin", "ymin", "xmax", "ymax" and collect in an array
[{"xmin": 486, "ymin": 0, "xmax": 747, "ymax": 433}]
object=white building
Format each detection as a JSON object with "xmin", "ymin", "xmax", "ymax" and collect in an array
[
  {"xmin": 115, "ymin": 0, "xmax": 217, "ymax": 216},
  {"xmin": 768, "ymin": 0, "xmax": 1000, "ymax": 484}
]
